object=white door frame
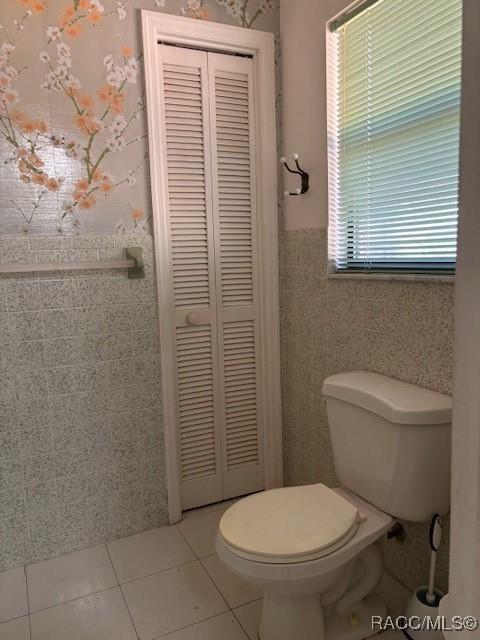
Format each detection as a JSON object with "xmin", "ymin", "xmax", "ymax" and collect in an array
[{"xmin": 142, "ymin": 11, "xmax": 283, "ymax": 523}]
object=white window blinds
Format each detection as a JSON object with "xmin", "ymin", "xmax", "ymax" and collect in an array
[{"xmin": 327, "ymin": 0, "xmax": 462, "ymax": 273}]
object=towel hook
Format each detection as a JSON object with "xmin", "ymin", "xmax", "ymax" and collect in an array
[{"xmin": 281, "ymin": 153, "xmax": 310, "ymax": 197}]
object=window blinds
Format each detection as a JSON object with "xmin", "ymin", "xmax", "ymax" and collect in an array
[{"xmin": 328, "ymin": 0, "xmax": 462, "ymax": 272}]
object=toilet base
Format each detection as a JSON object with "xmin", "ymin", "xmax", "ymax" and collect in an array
[{"xmin": 258, "ymin": 594, "xmax": 387, "ymax": 640}]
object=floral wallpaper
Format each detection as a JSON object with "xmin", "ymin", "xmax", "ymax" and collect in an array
[{"xmin": 0, "ymin": 0, "xmax": 279, "ymax": 236}]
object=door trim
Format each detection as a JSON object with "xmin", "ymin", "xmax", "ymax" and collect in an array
[{"xmin": 142, "ymin": 12, "xmax": 283, "ymax": 523}]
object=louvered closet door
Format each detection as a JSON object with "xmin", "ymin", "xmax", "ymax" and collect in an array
[
  {"xmin": 159, "ymin": 45, "xmax": 264, "ymax": 509},
  {"xmin": 207, "ymin": 53, "xmax": 264, "ymax": 499},
  {"xmin": 160, "ymin": 45, "xmax": 223, "ymax": 509}
]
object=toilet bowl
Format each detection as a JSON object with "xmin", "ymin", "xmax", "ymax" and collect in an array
[
  {"xmin": 216, "ymin": 485, "xmax": 392, "ymax": 640},
  {"xmin": 216, "ymin": 371, "xmax": 453, "ymax": 640}
]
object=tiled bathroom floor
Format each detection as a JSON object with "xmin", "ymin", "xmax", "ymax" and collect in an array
[{"xmin": 0, "ymin": 500, "xmax": 402, "ymax": 640}]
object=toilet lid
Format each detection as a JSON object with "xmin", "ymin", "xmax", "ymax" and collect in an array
[{"xmin": 219, "ymin": 484, "xmax": 360, "ymax": 559}]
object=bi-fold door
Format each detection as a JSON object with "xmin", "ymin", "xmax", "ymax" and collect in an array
[{"xmin": 159, "ymin": 44, "xmax": 264, "ymax": 509}]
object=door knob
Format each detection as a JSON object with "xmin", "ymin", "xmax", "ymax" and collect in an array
[{"xmin": 186, "ymin": 311, "xmax": 202, "ymax": 325}]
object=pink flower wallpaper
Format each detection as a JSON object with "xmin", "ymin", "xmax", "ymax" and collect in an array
[{"xmin": 0, "ymin": 0, "xmax": 279, "ymax": 236}]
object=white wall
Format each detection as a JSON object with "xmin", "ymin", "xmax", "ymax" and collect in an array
[
  {"xmin": 443, "ymin": 0, "xmax": 480, "ymax": 623},
  {"xmin": 280, "ymin": 0, "xmax": 350, "ymax": 230}
]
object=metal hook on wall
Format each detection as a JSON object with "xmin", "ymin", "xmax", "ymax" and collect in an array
[{"xmin": 281, "ymin": 153, "xmax": 310, "ymax": 196}]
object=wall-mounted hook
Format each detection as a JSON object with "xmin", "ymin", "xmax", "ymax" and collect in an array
[{"xmin": 281, "ymin": 153, "xmax": 310, "ymax": 197}]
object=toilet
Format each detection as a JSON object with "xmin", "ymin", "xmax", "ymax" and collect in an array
[{"xmin": 215, "ymin": 371, "xmax": 452, "ymax": 640}]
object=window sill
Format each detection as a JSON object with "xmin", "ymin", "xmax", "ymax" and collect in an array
[{"xmin": 327, "ymin": 271, "xmax": 455, "ymax": 284}]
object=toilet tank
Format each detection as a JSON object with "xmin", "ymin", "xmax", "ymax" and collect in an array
[{"xmin": 322, "ymin": 372, "xmax": 452, "ymax": 522}]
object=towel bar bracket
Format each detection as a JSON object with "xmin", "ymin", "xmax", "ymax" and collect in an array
[{"xmin": 125, "ymin": 247, "xmax": 145, "ymax": 279}]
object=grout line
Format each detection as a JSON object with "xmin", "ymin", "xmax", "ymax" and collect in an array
[
  {"xmin": 0, "ymin": 612, "xmax": 32, "ymax": 629},
  {"xmin": 150, "ymin": 611, "xmax": 244, "ymax": 639},
  {"xmin": 200, "ymin": 555, "xmax": 262, "ymax": 611},
  {"xmin": 197, "ymin": 558, "xmax": 230, "ymax": 612},
  {"xmin": 198, "ymin": 555, "xmax": 233, "ymax": 611},
  {"xmin": 27, "ymin": 585, "xmax": 119, "ymax": 617},
  {"xmin": 232, "ymin": 598, "xmax": 263, "ymax": 640},
  {"xmin": 173, "ymin": 524, "xmax": 231, "ymax": 614},
  {"xmin": 0, "ymin": 613, "xmax": 29, "ymax": 624},
  {"xmin": 102, "ymin": 542, "xmax": 120, "ymax": 588},
  {"xmin": 105, "ymin": 544, "xmax": 140, "ymax": 640},
  {"xmin": 174, "ymin": 523, "xmax": 200, "ymax": 559},
  {"xmin": 23, "ymin": 565, "xmax": 32, "ymax": 640},
  {"xmin": 117, "ymin": 558, "xmax": 196, "ymax": 588}
]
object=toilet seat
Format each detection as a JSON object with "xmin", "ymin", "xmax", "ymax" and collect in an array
[
  {"xmin": 219, "ymin": 484, "xmax": 362, "ymax": 564},
  {"xmin": 216, "ymin": 488, "xmax": 393, "ymax": 579}
]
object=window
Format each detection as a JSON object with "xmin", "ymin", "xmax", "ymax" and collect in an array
[{"xmin": 327, "ymin": 0, "xmax": 462, "ymax": 273}]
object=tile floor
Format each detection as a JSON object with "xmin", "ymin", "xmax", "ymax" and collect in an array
[{"xmin": 0, "ymin": 500, "xmax": 402, "ymax": 640}]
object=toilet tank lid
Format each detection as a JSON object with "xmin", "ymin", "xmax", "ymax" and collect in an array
[{"xmin": 322, "ymin": 371, "xmax": 452, "ymax": 425}]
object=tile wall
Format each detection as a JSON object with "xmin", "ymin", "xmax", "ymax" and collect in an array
[
  {"xmin": 280, "ymin": 227, "xmax": 455, "ymax": 592},
  {"xmin": 1, "ymin": 223, "xmax": 455, "ymax": 590},
  {"xmin": 0, "ymin": 234, "xmax": 167, "ymax": 571}
]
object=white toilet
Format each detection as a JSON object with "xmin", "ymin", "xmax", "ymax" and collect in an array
[{"xmin": 216, "ymin": 371, "xmax": 452, "ymax": 640}]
